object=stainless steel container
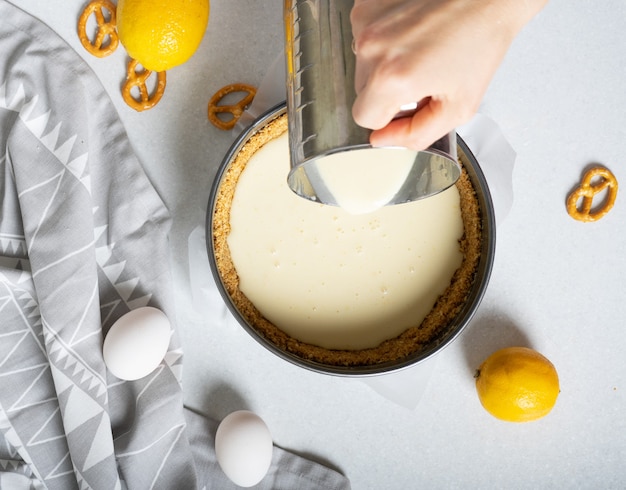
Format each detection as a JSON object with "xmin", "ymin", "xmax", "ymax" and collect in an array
[
  {"xmin": 284, "ymin": 0, "xmax": 461, "ymax": 208},
  {"xmin": 206, "ymin": 104, "xmax": 495, "ymax": 377}
]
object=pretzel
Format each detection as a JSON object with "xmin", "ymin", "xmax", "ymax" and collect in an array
[
  {"xmin": 208, "ymin": 83, "xmax": 257, "ymax": 130},
  {"xmin": 566, "ymin": 166, "xmax": 618, "ymax": 222},
  {"xmin": 77, "ymin": 0, "xmax": 119, "ymax": 58},
  {"xmin": 122, "ymin": 59, "xmax": 167, "ymax": 112}
]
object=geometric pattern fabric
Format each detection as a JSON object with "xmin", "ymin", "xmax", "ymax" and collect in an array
[
  {"xmin": 0, "ymin": 2, "xmax": 351, "ymax": 489},
  {"xmin": 0, "ymin": 2, "xmax": 193, "ymax": 487}
]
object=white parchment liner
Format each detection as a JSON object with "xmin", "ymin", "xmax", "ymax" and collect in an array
[{"xmin": 189, "ymin": 53, "xmax": 516, "ymax": 409}]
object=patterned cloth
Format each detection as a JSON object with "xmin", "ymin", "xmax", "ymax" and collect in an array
[{"xmin": 0, "ymin": 2, "xmax": 350, "ymax": 489}]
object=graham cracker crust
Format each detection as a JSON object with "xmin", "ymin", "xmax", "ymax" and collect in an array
[{"xmin": 212, "ymin": 113, "xmax": 482, "ymax": 367}]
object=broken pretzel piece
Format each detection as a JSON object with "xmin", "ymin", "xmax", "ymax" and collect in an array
[{"xmin": 208, "ymin": 83, "xmax": 257, "ymax": 130}]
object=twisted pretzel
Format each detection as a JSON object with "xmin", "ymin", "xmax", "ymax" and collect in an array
[
  {"xmin": 77, "ymin": 0, "xmax": 119, "ymax": 58},
  {"xmin": 208, "ymin": 83, "xmax": 257, "ymax": 130},
  {"xmin": 567, "ymin": 166, "xmax": 618, "ymax": 222},
  {"xmin": 122, "ymin": 59, "xmax": 167, "ymax": 112}
]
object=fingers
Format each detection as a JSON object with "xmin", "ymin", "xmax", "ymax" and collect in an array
[
  {"xmin": 352, "ymin": 64, "xmax": 425, "ymax": 130},
  {"xmin": 351, "ymin": 0, "xmax": 403, "ymax": 39},
  {"xmin": 351, "ymin": 1, "xmax": 426, "ymax": 129},
  {"xmin": 348, "ymin": 0, "xmax": 519, "ymax": 150},
  {"xmin": 369, "ymin": 98, "xmax": 457, "ymax": 151},
  {"xmin": 352, "ymin": 85, "xmax": 401, "ymax": 131}
]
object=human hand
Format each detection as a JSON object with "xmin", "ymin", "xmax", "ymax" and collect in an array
[{"xmin": 350, "ymin": 0, "xmax": 547, "ymax": 150}]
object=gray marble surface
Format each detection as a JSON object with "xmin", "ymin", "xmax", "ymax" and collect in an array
[{"xmin": 12, "ymin": 1, "xmax": 626, "ymax": 487}]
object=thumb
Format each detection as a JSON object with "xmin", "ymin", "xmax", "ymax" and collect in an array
[{"xmin": 370, "ymin": 99, "xmax": 457, "ymax": 151}]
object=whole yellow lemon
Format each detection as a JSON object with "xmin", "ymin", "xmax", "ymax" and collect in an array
[
  {"xmin": 475, "ymin": 347, "xmax": 559, "ymax": 422},
  {"xmin": 117, "ymin": 0, "xmax": 210, "ymax": 72}
]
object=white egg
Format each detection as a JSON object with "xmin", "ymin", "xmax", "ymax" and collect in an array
[
  {"xmin": 215, "ymin": 410, "xmax": 273, "ymax": 487},
  {"xmin": 102, "ymin": 306, "xmax": 171, "ymax": 381}
]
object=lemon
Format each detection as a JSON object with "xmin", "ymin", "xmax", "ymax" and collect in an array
[
  {"xmin": 475, "ymin": 347, "xmax": 559, "ymax": 422},
  {"xmin": 117, "ymin": 0, "xmax": 210, "ymax": 72}
]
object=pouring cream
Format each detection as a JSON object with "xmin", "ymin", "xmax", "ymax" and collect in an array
[
  {"xmin": 227, "ymin": 132, "xmax": 464, "ymax": 350},
  {"xmin": 313, "ymin": 147, "xmax": 417, "ymax": 215}
]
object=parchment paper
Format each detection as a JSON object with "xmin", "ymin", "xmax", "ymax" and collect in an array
[{"xmin": 190, "ymin": 52, "xmax": 516, "ymax": 410}]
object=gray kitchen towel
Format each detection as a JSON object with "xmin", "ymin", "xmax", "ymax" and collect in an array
[{"xmin": 0, "ymin": 1, "xmax": 350, "ymax": 488}]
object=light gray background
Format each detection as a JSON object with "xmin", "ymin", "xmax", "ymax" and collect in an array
[{"xmin": 12, "ymin": 1, "xmax": 626, "ymax": 488}]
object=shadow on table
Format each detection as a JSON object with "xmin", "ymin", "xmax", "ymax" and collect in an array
[
  {"xmin": 460, "ymin": 310, "xmax": 534, "ymax": 377},
  {"xmin": 202, "ymin": 381, "xmax": 250, "ymax": 420}
]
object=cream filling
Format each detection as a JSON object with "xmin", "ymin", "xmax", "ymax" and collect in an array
[
  {"xmin": 314, "ymin": 147, "xmax": 416, "ymax": 215},
  {"xmin": 227, "ymin": 133, "xmax": 464, "ymax": 350}
]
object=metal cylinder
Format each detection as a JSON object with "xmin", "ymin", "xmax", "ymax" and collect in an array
[{"xmin": 284, "ymin": 0, "xmax": 461, "ymax": 208}]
